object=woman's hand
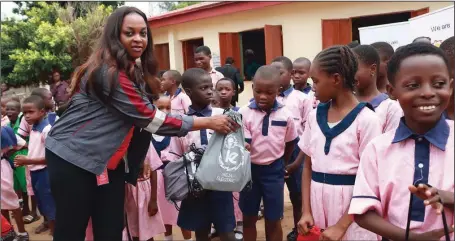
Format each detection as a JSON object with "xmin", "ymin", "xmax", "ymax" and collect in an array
[
  {"xmin": 148, "ymin": 199, "xmax": 159, "ymax": 217},
  {"xmin": 208, "ymin": 115, "xmax": 240, "ymax": 134}
]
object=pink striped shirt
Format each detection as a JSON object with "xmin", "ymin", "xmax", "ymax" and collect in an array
[{"xmin": 350, "ymin": 117, "xmax": 454, "ymax": 237}]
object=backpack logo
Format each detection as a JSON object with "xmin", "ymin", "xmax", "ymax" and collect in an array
[{"xmin": 218, "ymin": 135, "xmax": 246, "ymax": 172}]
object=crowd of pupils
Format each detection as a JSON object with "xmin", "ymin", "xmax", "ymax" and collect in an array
[{"xmin": 1, "ymin": 35, "xmax": 454, "ymax": 241}]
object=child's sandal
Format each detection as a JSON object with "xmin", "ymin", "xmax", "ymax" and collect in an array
[
  {"xmin": 234, "ymin": 230, "xmax": 243, "ymax": 241},
  {"xmin": 208, "ymin": 227, "xmax": 219, "ymax": 239},
  {"xmin": 23, "ymin": 215, "xmax": 40, "ymax": 224}
]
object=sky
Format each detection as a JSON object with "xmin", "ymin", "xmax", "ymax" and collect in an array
[
  {"xmin": 1, "ymin": 1, "xmax": 165, "ymax": 20},
  {"xmin": 1, "ymin": 2, "xmax": 23, "ymax": 20}
]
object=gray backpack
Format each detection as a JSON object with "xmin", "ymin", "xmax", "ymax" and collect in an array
[
  {"xmin": 195, "ymin": 109, "xmax": 252, "ymax": 192},
  {"xmin": 163, "ymin": 144, "xmax": 206, "ymax": 204}
]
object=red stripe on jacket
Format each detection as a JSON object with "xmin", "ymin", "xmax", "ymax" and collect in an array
[{"xmin": 118, "ymin": 72, "xmax": 184, "ymax": 128}]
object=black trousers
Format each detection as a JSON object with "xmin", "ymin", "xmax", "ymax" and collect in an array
[{"xmin": 46, "ymin": 149, "xmax": 125, "ymax": 241}]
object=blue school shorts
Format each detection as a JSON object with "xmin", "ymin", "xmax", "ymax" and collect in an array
[
  {"xmin": 285, "ymin": 141, "xmax": 303, "ymax": 200},
  {"xmin": 178, "ymin": 190, "xmax": 236, "ymax": 233},
  {"xmin": 30, "ymin": 168, "xmax": 56, "ymax": 221},
  {"xmin": 240, "ymin": 159, "xmax": 285, "ymax": 221}
]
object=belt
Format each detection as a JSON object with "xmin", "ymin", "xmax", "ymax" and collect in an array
[{"xmin": 311, "ymin": 171, "xmax": 356, "ymax": 185}]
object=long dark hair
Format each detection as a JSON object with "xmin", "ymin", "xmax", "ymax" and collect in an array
[{"xmin": 69, "ymin": 6, "xmax": 159, "ymax": 99}]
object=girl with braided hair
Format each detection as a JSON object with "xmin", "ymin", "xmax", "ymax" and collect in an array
[{"xmin": 296, "ymin": 45, "xmax": 381, "ymax": 240}]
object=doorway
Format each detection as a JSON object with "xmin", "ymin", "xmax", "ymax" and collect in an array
[
  {"xmin": 240, "ymin": 29, "xmax": 266, "ymax": 67},
  {"xmin": 351, "ymin": 11, "xmax": 411, "ymax": 43},
  {"xmin": 154, "ymin": 43, "xmax": 170, "ymax": 72},
  {"xmin": 240, "ymin": 29, "xmax": 265, "ymax": 81},
  {"xmin": 182, "ymin": 38, "xmax": 204, "ymax": 70}
]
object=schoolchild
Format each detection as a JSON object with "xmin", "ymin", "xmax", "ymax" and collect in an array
[
  {"xmin": 161, "ymin": 70, "xmax": 191, "ymax": 115},
  {"xmin": 352, "ymin": 44, "xmax": 403, "ymax": 133},
  {"xmin": 239, "ymin": 65, "xmax": 298, "ymax": 241},
  {"xmin": 350, "ymin": 42, "xmax": 455, "ymax": 241},
  {"xmin": 297, "ymin": 45, "xmax": 381, "ymax": 240},
  {"xmin": 271, "ymin": 56, "xmax": 312, "ymax": 241},
  {"xmin": 169, "ymin": 68, "xmax": 236, "ymax": 241}
]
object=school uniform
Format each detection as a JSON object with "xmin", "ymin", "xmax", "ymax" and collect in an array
[
  {"xmin": 170, "ymin": 105, "xmax": 236, "ymax": 233},
  {"xmin": 8, "ymin": 114, "xmax": 28, "ymax": 194},
  {"xmin": 1, "ymin": 115, "xmax": 10, "ymax": 127},
  {"xmin": 349, "ymin": 117, "xmax": 454, "ymax": 239},
  {"xmin": 18, "ymin": 112, "xmax": 58, "ymax": 196},
  {"xmin": 152, "ymin": 134, "xmax": 180, "ymax": 226},
  {"xmin": 167, "ymin": 88, "xmax": 192, "ymax": 115},
  {"xmin": 239, "ymin": 100, "xmax": 298, "ymax": 221},
  {"xmin": 209, "ymin": 68, "xmax": 224, "ymax": 87},
  {"xmin": 124, "ymin": 145, "xmax": 166, "ymax": 240},
  {"xmin": 298, "ymin": 102, "xmax": 381, "ymax": 240},
  {"xmin": 1, "ymin": 126, "xmax": 20, "ymax": 211},
  {"xmin": 230, "ymin": 106, "xmax": 242, "ymax": 223},
  {"xmin": 370, "ymin": 93, "xmax": 403, "ymax": 133},
  {"xmin": 295, "ymin": 83, "xmax": 319, "ymax": 109},
  {"xmin": 28, "ymin": 118, "xmax": 56, "ymax": 221},
  {"xmin": 277, "ymin": 86, "xmax": 313, "ymax": 199}
]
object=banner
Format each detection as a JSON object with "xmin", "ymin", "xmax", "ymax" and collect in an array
[
  {"xmin": 359, "ymin": 21, "xmax": 410, "ymax": 50},
  {"xmin": 409, "ymin": 5, "xmax": 454, "ymax": 47}
]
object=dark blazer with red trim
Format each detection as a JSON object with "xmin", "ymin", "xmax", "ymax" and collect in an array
[{"xmin": 46, "ymin": 64, "xmax": 193, "ymax": 179}]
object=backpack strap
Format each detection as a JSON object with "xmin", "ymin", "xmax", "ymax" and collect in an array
[{"xmin": 405, "ymin": 182, "xmax": 450, "ymax": 241}]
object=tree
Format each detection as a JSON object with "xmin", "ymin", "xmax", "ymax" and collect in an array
[
  {"xmin": 58, "ymin": 3, "xmax": 114, "ymax": 67},
  {"xmin": 13, "ymin": 1, "xmax": 123, "ymax": 17},
  {"xmin": 2, "ymin": 2, "xmax": 114, "ymax": 86},
  {"xmin": 6, "ymin": 2, "xmax": 73, "ymax": 86},
  {"xmin": 158, "ymin": 1, "xmax": 201, "ymax": 12}
]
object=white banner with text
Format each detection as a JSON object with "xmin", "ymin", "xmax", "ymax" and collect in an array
[
  {"xmin": 359, "ymin": 21, "xmax": 411, "ymax": 50},
  {"xmin": 409, "ymin": 5, "xmax": 454, "ymax": 47}
]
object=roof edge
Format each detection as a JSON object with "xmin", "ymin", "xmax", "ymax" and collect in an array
[{"xmin": 148, "ymin": 1, "xmax": 287, "ymax": 29}]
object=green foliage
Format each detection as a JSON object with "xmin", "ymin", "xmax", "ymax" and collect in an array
[
  {"xmin": 59, "ymin": 4, "xmax": 114, "ymax": 66},
  {"xmin": 2, "ymin": 2, "xmax": 114, "ymax": 86},
  {"xmin": 159, "ymin": 1, "xmax": 201, "ymax": 11}
]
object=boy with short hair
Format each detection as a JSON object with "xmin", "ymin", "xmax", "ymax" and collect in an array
[
  {"xmin": 239, "ymin": 65, "xmax": 298, "ymax": 241},
  {"xmin": 14, "ymin": 95, "xmax": 56, "ymax": 235},
  {"xmin": 17, "ymin": 88, "xmax": 57, "ymax": 233},
  {"xmin": 2, "ymin": 97, "xmax": 11, "ymax": 127},
  {"xmin": 30, "ymin": 88, "xmax": 58, "ymax": 125},
  {"xmin": 293, "ymin": 57, "xmax": 318, "ymax": 109},
  {"xmin": 5, "ymin": 100, "xmax": 33, "ymax": 219},
  {"xmin": 292, "ymin": 57, "xmax": 312, "ymax": 94},
  {"xmin": 161, "ymin": 70, "xmax": 192, "ymax": 115},
  {"xmin": 371, "ymin": 42, "xmax": 395, "ymax": 93},
  {"xmin": 271, "ymin": 56, "xmax": 312, "ymax": 241},
  {"xmin": 18, "ymin": 88, "xmax": 58, "ymax": 138},
  {"xmin": 170, "ymin": 68, "xmax": 235, "ymax": 241},
  {"xmin": 440, "ymin": 36, "xmax": 454, "ymax": 120},
  {"xmin": 194, "ymin": 46, "xmax": 224, "ymax": 86}
]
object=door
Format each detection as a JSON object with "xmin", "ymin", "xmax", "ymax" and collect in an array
[
  {"xmin": 321, "ymin": 19, "xmax": 352, "ymax": 49},
  {"xmin": 154, "ymin": 43, "xmax": 170, "ymax": 71},
  {"xmin": 219, "ymin": 33, "xmax": 241, "ymax": 69},
  {"xmin": 264, "ymin": 25, "xmax": 283, "ymax": 64},
  {"xmin": 411, "ymin": 7, "xmax": 429, "ymax": 17},
  {"xmin": 182, "ymin": 40, "xmax": 195, "ymax": 70},
  {"xmin": 182, "ymin": 38, "xmax": 204, "ymax": 70}
]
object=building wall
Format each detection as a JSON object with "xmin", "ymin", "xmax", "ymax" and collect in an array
[{"xmin": 150, "ymin": 1, "xmax": 452, "ymax": 73}]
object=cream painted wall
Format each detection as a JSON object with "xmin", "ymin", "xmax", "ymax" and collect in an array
[{"xmin": 151, "ymin": 1, "xmax": 452, "ymax": 73}]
